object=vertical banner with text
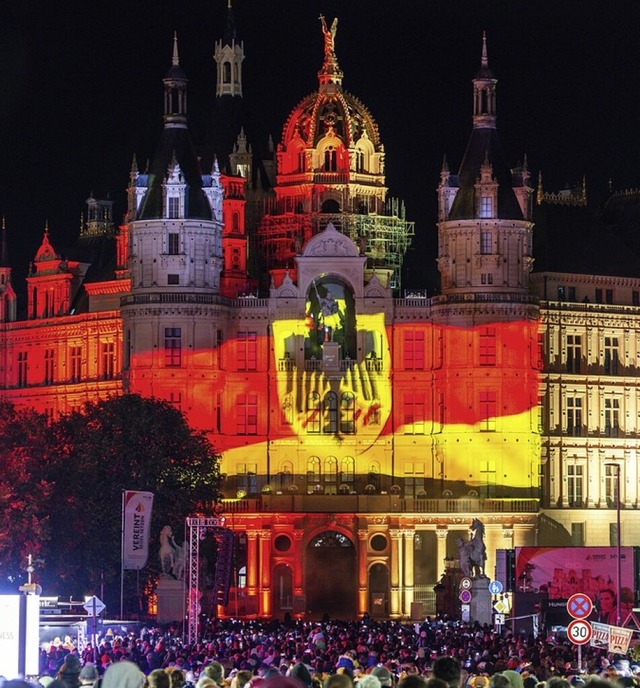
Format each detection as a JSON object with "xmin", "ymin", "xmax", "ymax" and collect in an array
[{"xmin": 122, "ymin": 490, "xmax": 154, "ymax": 570}]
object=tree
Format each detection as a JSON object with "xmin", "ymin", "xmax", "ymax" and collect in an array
[
  {"xmin": 41, "ymin": 394, "xmax": 222, "ymax": 606},
  {"xmin": 0, "ymin": 402, "xmax": 51, "ymax": 588}
]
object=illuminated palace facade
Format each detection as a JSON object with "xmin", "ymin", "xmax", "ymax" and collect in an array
[{"xmin": 2, "ymin": 15, "xmax": 640, "ymax": 619}]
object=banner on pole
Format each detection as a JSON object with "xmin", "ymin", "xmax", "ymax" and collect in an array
[{"xmin": 122, "ymin": 490, "xmax": 154, "ymax": 570}]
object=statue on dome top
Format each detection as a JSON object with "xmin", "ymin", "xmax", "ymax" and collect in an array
[{"xmin": 319, "ymin": 15, "xmax": 338, "ymax": 55}]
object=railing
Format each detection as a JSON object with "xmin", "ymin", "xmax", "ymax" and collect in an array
[
  {"xmin": 431, "ymin": 292, "xmax": 539, "ymax": 305},
  {"xmin": 365, "ymin": 359, "xmax": 383, "ymax": 372},
  {"xmin": 340, "ymin": 359, "xmax": 356, "ymax": 372},
  {"xmin": 220, "ymin": 496, "xmax": 540, "ymax": 514},
  {"xmin": 278, "ymin": 359, "xmax": 295, "ymax": 372},
  {"xmin": 304, "ymin": 360, "xmax": 322, "ymax": 372}
]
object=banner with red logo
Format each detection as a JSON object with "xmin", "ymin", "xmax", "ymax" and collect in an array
[{"xmin": 122, "ymin": 490, "xmax": 154, "ymax": 570}]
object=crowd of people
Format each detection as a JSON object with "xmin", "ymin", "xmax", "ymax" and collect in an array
[{"xmin": 3, "ymin": 617, "xmax": 640, "ymax": 688}]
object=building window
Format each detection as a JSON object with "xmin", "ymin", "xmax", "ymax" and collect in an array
[
  {"xmin": 168, "ymin": 232, "xmax": 180, "ymax": 254},
  {"xmin": 17, "ymin": 351, "xmax": 27, "ymax": 387},
  {"xmin": 479, "ymin": 327, "xmax": 496, "ymax": 366},
  {"xmin": 341, "ymin": 456, "xmax": 355, "ymax": 489},
  {"xmin": 101, "ymin": 342, "xmax": 115, "ymax": 380},
  {"xmin": 236, "ymin": 394, "xmax": 258, "ymax": 435},
  {"xmin": 557, "ymin": 286, "xmax": 565, "ymax": 301},
  {"xmin": 324, "ymin": 392, "xmax": 338, "ymax": 434},
  {"xmin": 306, "ymin": 392, "xmax": 321, "ymax": 434},
  {"xmin": 609, "ymin": 522, "xmax": 619, "ymax": 547},
  {"xmin": 567, "ymin": 397, "xmax": 583, "ymax": 436},
  {"xmin": 479, "ymin": 391, "xmax": 497, "ymax": 431},
  {"xmin": 298, "ymin": 150, "xmax": 306, "ymax": 172},
  {"xmin": 481, "ymin": 273, "xmax": 493, "ymax": 285},
  {"xmin": 606, "ymin": 289, "xmax": 614, "ymax": 304},
  {"xmin": 604, "ymin": 398, "xmax": 620, "ymax": 437},
  {"xmin": 404, "ymin": 462, "xmax": 425, "ymax": 498},
  {"xmin": 633, "ymin": 291, "xmax": 640, "ymax": 306},
  {"xmin": 567, "ymin": 464, "xmax": 583, "ymax": 507},
  {"xmin": 324, "ymin": 456, "xmax": 338, "ymax": 494},
  {"xmin": 164, "ymin": 327, "xmax": 182, "ymax": 367},
  {"xmin": 404, "ymin": 393, "xmax": 425, "ymax": 435},
  {"xmin": 167, "ymin": 196, "xmax": 180, "ymax": 219},
  {"xmin": 236, "ymin": 463, "xmax": 257, "ymax": 495},
  {"xmin": 323, "ymin": 147, "xmax": 337, "ymax": 172},
  {"xmin": 480, "ymin": 196, "xmax": 493, "ymax": 218},
  {"xmin": 403, "ymin": 330, "xmax": 425, "ymax": 370},
  {"xmin": 44, "ymin": 348, "xmax": 54, "ymax": 385},
  {"xmin": 232, "ymin": 212, "xmax": 240, "ymax": 231},
  {"xmin": 595, "ymin": 289, "xmax": 603, "ymax": 304},
  {"xmin": 237, "ymin": 331, "xmax": 257, "ymax": 371},
  {"xmin": 480, "ymin": 231, "xmax": 492, "ymax": 254},
  {"xmin": 479, "ymin": 459, "xmax": 497, "ymax": 497},
  {"xmin": 566, "ymin": 335, "xmax": 582, "ymax": 373},
  {"xmin": 605, "ymin": 464, "xmax": 620, "ymax": 507},
  {"xmin": 69, "ymin": 346, "xmax": 82, "ymax": 383},
  {"xmin": 604, "ymin": 337, "xmax": 619, "ymax": 375},
  {"xmin": 571, "ymin": 522, "xmax": 585, "ymax": 546},
  {"xmin": 567, "ymin": 286, "xmax": 576, "ymax": 301},
  {"xmin": 306, "ymin": 456, "xmax": 321, "ymax": 489},
  {"xmin": 340, "ymin": 392, "xmax": 356, "ymax": 434},
  {"xmin": 167, "ymin": 274, "xmax": 180, "ymax": 285}
]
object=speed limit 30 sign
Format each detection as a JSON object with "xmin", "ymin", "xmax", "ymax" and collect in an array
[{"xmin": 567, "ymin": 619, "xmax": 592, "ymax": 645}]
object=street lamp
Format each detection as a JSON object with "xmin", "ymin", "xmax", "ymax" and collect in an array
[{"xmin": 605, "ymin": 462, "xmax": 622, "ymax": 626}]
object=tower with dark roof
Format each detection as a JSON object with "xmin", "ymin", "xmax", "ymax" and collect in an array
[
  {"xmin": 121, "ymin": 35, "xmax": 225, "ymax": 413},
  {"xmin": 430, "ymin": 36, "xmax": 541, "ymax": 503}
]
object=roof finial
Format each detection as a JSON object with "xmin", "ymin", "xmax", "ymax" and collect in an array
[
  {"xmin": 172, "ymin": 31, "xmax": 180, "ymax": 66},
  {"xmin": 481, "ymin": 31, "xmax": 488, "ymax": 68},
  {"xmin": 228, "ymin": 0, "xmax": 232, "ymax": 7},
  {"xmin": 44, "ymin": 219, "xmax": 49, "ymax": 237}
]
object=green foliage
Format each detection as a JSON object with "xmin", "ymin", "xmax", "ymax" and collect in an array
[
  {"xmin": 0, "ymin": 395, "xmax": 221, "ymax": 604},
  {"xmin": 0, "ymin": 402, "xmax": 51, "ymax": 584}
]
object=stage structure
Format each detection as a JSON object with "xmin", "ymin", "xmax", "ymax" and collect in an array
[{"xmin": 186, "ymin": 517, "xmax": 233, "ymax": 644}]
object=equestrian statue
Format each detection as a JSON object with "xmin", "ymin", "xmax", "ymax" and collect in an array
[{"xmin": 456, "ymin": 518, "xmax": 487, "ymax": 578}]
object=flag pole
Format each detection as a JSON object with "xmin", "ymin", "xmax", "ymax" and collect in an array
[{"xmin": 120, "ymin": 490, "xmax": 125, "ymax": 620}]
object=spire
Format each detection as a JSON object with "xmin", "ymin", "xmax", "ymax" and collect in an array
[
  {"xmin": 0, "ymin": 216, "xmax": 8, "ymax": 268},
  {"xmin": 318, "ymin": 15, "xmax": 343, "ymax": 91},
  {"xmin": 537, "ymin": 171, "xmax": 544, "ymax": 206},
  {"xmin": 473, "ymin": 32, "xmax": 497, "ymax": 129},
  {"xmin": 163, "ymin": 32, "xmax": 188, "ymax": 129}
]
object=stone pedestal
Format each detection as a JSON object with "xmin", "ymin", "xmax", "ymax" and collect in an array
[
  {"xmin": 470, "ymin": 576, "xmax": 492, "ymax": 626},
  {"xmin": 156, "ymin": 577, "xmax": 185, "ymax": 624},
  {"xmin": 322, "ymin": 341, "xmax": 340, "ymax": 371}
]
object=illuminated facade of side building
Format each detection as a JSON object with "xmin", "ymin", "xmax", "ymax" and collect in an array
[{"xmin": 0, "ymin": 15, "xmax": 639, "ymax": 619}]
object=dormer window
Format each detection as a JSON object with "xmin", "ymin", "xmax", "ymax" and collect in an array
[
  {"xmin": 480, "ymin": 196, "xmax": 493, "ymax": 218},
  {"xmin": 168, "ymin": 196, "xmax": 180, "ymax": 219}
]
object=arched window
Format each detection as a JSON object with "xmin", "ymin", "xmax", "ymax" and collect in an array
[
  {"xmin": 232, "ymin": 211, "xmax": 240, "ymax": 231},
  {"xmin": 340, "ymin": 392, "xmax": 356, "ymax": 434},
  {"xmin": 324, "ymin": 147, "xmax": 337, "ymax": 172},
  {"xmin": 223, "ymin": 62, "xmax": 231, "ymax": 84},
  {"xmin": 307, "ymin": 456, "xmax": 321, "ymax": 488},
  {"xmin": 341, "ymin": 456, "xmax": 355, "ymax": 487},
  {"xmin": 324, "ymin": 456, "xmax": 338, "ymax": 494},
  {"xmin": 324, "ymin": 391, "xmax": 338, "ymax": 433},
  {"xmin": 298, "ymin": 150, "xmax": 306, "ymax": 172},
  {"xmin": 306, "ymin": 392, "xmax": 321, "ymax": 433},
  {"xmin": 356, "ymin": 149, "xmax": 365, "ymax": 173}
]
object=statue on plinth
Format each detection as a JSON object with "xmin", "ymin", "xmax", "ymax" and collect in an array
[
  {"xmin": 159, "ymin": 525, "xmax": 182, "ymax": 579},
  {"xmin": 456, "ymin": 518, "xmax": 487, "ymax": 578}
]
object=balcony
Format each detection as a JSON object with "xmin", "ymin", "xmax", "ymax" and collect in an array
[{"xmin": 221, "ymin": 495, "xmax": 539, "ymax": 515}]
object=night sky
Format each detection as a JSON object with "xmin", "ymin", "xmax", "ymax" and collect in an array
[{"xmin": 2, "ymin": 1, "xmax": 640, "ymax": 290}]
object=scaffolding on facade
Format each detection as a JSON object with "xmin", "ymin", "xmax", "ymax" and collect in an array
[{"xmin": 257, "ymin": 203, "xmax": 414, "ymax": 290}]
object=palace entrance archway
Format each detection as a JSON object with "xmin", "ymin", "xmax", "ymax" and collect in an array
[{"xmin": 306, "ymin": 530, "xmax": 356, "ymax": 618}]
